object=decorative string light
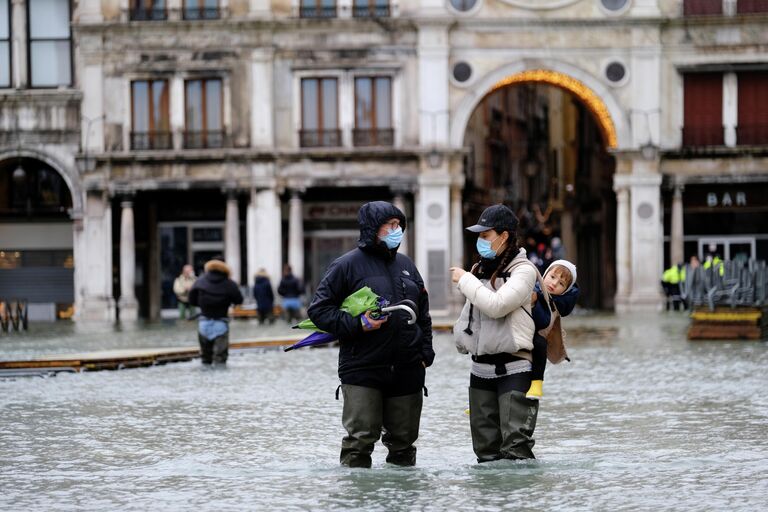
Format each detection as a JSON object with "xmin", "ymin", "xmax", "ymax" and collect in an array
[{"xmin": 489, "ymin": 70, "xmax": 618, "ymax": 149}]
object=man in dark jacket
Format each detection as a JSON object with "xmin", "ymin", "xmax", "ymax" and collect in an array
[
  {"xmin": 307, "ymin": 201, "xmax": 434, "ymax": 468},
  {"xmin": 188, "ymin": 258, "xmax": 244, "ymax": 365},
  {"xmin": 277, "ymin": 264, "xmax": 304, "ymax": 323}
]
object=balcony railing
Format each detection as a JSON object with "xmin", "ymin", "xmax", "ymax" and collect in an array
[
  {"xmin": 129, "ymin": 7, "xmax": 168, "ymax": 21},
  {"xmin": 300, "ymin": 5, "xmax": 337, "ymax": 18},
  {"xmin": 353, "ymin": 3, "xmax": 390, "ymax": 17},
  {"xmin": 183, "ymin": 130, "xmax": 228, "ymax": 149},
  {"xmin": 682, "ymin": 125, "xmax": 724, "ymax": 147},
  {"xmin": 353, "ymin": 128, "xmax": 394, "ymax": 147},
  {"xmin": 737, "ymin": 0, "xmax": 768, "ymax": 14},
  {"xmin": 130, "ymin": 131, "xmax": 173, "ymax": 150},
  {"xmin": 683, "ymin": 0, "xmax": 722, "ymax": 16},
  {"xmin": 736, "ymin": 123, "xmax": 768, "ymax": 145},
  {"xmin": 299, "ymin": 129, "xmax": 342, "ymax": 148},
  {"xmin": 183, "ymin": 7, "xmax": 221, "ymax": 19}
]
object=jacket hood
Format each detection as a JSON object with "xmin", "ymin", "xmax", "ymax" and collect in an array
[
  {"xmin": 204, "ymin": 259, "xmax": 231, "ymax": 277},
  {"xmin": 357, "ymin": 201, "xmax": 407, "ymax": 250}
]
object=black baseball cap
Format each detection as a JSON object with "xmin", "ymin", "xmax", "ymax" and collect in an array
[{"xmin": 466, "ymin": 205, "xmax": 519, "ymax": 233}]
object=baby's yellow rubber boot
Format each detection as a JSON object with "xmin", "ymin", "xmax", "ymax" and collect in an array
[{"xmin": 526, "ymin": 380, "xmax": 543, "ymax": 400}]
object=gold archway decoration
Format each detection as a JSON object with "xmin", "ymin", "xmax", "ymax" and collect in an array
[{"xmin": 489, "ymin": 70, "xmax": 618, "ymax": 149}]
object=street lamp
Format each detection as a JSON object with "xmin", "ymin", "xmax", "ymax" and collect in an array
[{"xmin": 12, "ymin": 163, "xmax": 26, "ymax": 183}]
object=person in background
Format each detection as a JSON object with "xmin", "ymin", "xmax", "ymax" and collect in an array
[
  {"xmin": 661, "ymin": 262, "xmax": 685, "ymax": 311},
  {"xmin": 253, "ymin": 268, "xmax": 275, "ymax": 325},
  {"xmin": 173, "ymin": 264, "xmax": 197, "ymax": 320},
  {"xmin": 278, "ymin": 264, "xmax": 305, "ymax": 324},
  {"xmin": 188, "ymin": 257, "xmax": 243, "ymax": 365}
]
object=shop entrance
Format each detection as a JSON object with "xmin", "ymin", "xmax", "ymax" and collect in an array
[{"xmin": 159, "ymin": 222, "xmax": 225, "ymax": 310}]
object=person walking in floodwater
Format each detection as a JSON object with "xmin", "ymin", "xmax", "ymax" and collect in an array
[
  {"xmin": 173, "ymin": 264, "xmax": 197, "ymax": 320},
  {"xmin": 188, "ymin": 257, "xmax": 243, "ymax": 365},
  {"xmin": 450, "ymin": 204, "xmax": 540, "ymax": 462},
  {"xmin": 307, "ymin": 201, "xmax": 434, "ymax": 468}
]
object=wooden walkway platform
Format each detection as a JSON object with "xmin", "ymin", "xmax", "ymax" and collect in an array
[
  {"xmin": 0, "ymin": 323, "xmax": 453, "ymax": 377},
  {"xmin": 688, "ymin": 307, "xmax": 768, "ymax": 340}
]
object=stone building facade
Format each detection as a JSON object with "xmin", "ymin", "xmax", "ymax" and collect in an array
[{"xmin": 1, "ymin": 0, "xmax": 767, "ymax": 320}]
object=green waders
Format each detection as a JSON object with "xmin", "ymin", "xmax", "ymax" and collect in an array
[
  {"xmin": 468, "ymin": 387, "xmax": 538, "ymax": 462},
  {"xmin": 198, "ymin": 332, "xmax": 229, "ymax": 365},
  {"xmin": 340, "ymin": 384, "xmax": 423, "ymax": 468}
]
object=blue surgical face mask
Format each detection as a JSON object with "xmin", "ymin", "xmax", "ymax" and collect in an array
[
  {"xmin": 476, "ymin": 236, "xmax": 500, "ymax": 259},
  {"xmin": 381, "ymin": 226, "xmax": 404, "ymax": 249}
]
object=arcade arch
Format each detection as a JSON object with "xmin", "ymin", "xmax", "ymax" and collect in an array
[{"xmin": 454, "ymin": 65, "xmax": 629, "ymax": 309}]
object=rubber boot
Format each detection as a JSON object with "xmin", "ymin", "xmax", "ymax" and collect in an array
[
  {"xmin": 468, "ymin": 387, "xmax": 503, "ymax": 463},
  {"xmin": 198, "ymin": 334, "xmax": 214, "ymax": 365},
  {"xmin": 382, "ymin": 391, "xmax": 423, "ymax": 466},
  {"xmin": 212, "ymin": 333, "xmax": 229, "ymax": 364},
  {"xmin": 340, "ymin": 385, "xmax": 383, "ymax": 468},
  {"xmin": 498, "ymin": 390, "xmax": 539, "ymax": 460}
]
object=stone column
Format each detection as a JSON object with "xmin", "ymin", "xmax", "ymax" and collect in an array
[
  {"xmin": 670, "ymin": 184, "xmax": 685, "ymax": 266},
  {"xmin": 615, "ymin": 158, "xmax": 664, "ymax": 311},
  {"xmin": 613, "ymin": 182, "xmax": 631, "ymax": 310},
  {"xmin": 392, "ymin": 192, "xmax": 410, "ymax": 257},
  {"xmin": 119, "ymin": 199, "xmax": 138, "ymax": 320},
  {"xmin": 247, "ymin": 187, "xmax": 282, "ymax": 288},
  {"xmin": 723, "ymin": 72, "xmax": 737, "ymax": 147},
  {"xmin": 415, "ymin": 167, "xmax": 451, "ymax": 314},
  {"xmin": 77, "ymin": 192, "xmax": 114, "ymax": 321},
  {"xmin": 225, "ymin": 193, "xmax": 241, "ymax": 285},
  {"xmin": 449, "ymin": 183, "xmax": 463, "ymax": 267},
  {"xmin": 288, "ymin": 190, "xmax": 304, "ymax": 279}
]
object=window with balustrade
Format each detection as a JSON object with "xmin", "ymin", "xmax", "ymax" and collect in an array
[
  {"xmin": 28, "ymin": 0, "xmax": 71, "ymax": 87},
  {"xmin": 183, "ymin": 0, "xmax": 220, "ymax": 19},
  {"xmin": 736, "ymin": 71, "xmax": 768, "ymax": 146},
  {"xmin": 184, "ymin": 78, "xmax": 225, "ymax": 149},
  {"xmin": 354, "ymin": 77, "xmax": 393, "ymax": 147},
  {"xmin": 130, "ymin": 0, "xmax": 168, "ymax": 21},
  {"xmin": 353, "ymin": 0, "xmax": 389, "ymax": 17},
  {"xmin": 300, "ymin": 77, "xmax": 340, "ymax": 147},
  {"xmin": 131, "ymin": 80, "xmax": 172, "ymax": 150},
  {"xmin": 300, "ymin": 0, "xmax": 337, "ymax": 18},
  {"xmin": 1, "ymin": 0, "xmax": 9, "ymax": 88},
  {"xmin": 682, "ymin": 73, "xmax": 723, "ymax": 147},
  {"xmin": 683, "ymin": 0, "xmax": 722, "ymax": 15}
]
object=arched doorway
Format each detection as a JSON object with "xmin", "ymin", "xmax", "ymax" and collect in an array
[
  {"xmin": 459, "ymin": 70, "xmax": 618, "ymax": 309},
  {"xmin": 0, "ymin": 157, "xmax": 75, "ymax": 320}
]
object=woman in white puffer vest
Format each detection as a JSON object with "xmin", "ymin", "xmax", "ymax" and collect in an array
[{"xmin": 450, "ymin": 204, "xmax": 540, "ymax": 462}]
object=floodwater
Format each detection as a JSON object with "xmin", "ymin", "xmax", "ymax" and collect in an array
[{"xmin": 1, "ymin": 313, "xmax": 767, "ymax": 511}]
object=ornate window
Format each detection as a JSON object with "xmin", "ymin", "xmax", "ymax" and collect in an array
[
  {"xmin": 184, "ymin": 78, "xmax": 225, "ymax": 149},
  {"xmin": 354, "ymin": 77, "xmax": 393, "ymax": 147},
  {"xmin": 183, "ymin": 0, "xmax": 220, "ymax": 19},
  {"xmin": 300, "ymin": 0, "xmax": 337, "ymax": 18},
  {"xmin": 353, "ymin": 0, "xmax": 389, "ymax": 17},
  {"xmin": 300, "ymin": 77, "xmax": 340, "ymax": 147},
  {"xmin": 130, "ymin": 0, "xmax": 168, "ymax": 21},
  {"xmin": 131, "ymin": 80, "xmax": 172, "ymax": 150}
]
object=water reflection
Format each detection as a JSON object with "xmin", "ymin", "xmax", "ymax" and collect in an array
[{"xmin": 1, "ymin": 313, "xmax": 767, "ymax": 510}]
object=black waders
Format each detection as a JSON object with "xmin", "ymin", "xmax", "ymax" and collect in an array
[
  {"xmin": 340, "ymin": 384, "xmax": 423, "ymax": 468},
  {"xmin": 468, "ymin": 387, "xmax": 538, "ymax": 462},
  {"xmin": 198, "ymin": 332, "xmax": 229, "ymax": 365}
]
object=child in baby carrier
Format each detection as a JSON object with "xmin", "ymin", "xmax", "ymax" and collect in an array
[{"xmin": 527, "ymin": 259, "xmax": 579, "ymax": 399}]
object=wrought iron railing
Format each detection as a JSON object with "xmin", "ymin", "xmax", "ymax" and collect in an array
[
  {"xmin": 681, "ymin": 125, "xmax": 724, "ymax": 147},
  {"xmin": 736, "ymin": 123, "xmax": 768, "ymax": 146},
  {"xmin": 353, "ymin": 3, "xmax": 390, "ymax": 17},
  {"xmin": 300, "ymin": 5, "xmax": 337, "ymax": 18},
  {"xmin": 299, "ymin": 129, "xmax": 342, "ymax": 147},
  {"xmin": 683, "ymin": 0, "xmax": 723, "ymax": 16},
  {"xmin": 183, "ymin": 7, "xmax": 221, "ymax": 19},
  {"xmin": 130, "ymin": 131, "xmax": 173, "ymax": 150},
  {"xmin": 129, "ymin": 7, "xmax": 168, "ymax": 21},
  {"xmin": 183, "ymin": 130, "xmax": 228, "ymax": 149},
  {"xmin": 352, "ymin": 128, "xmax": 394, "ymax": 147}
]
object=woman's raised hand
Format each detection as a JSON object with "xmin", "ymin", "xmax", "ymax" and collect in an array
[{"xmin": 449, "ymin": 267, "xmax": 466, "ymax": 283}]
